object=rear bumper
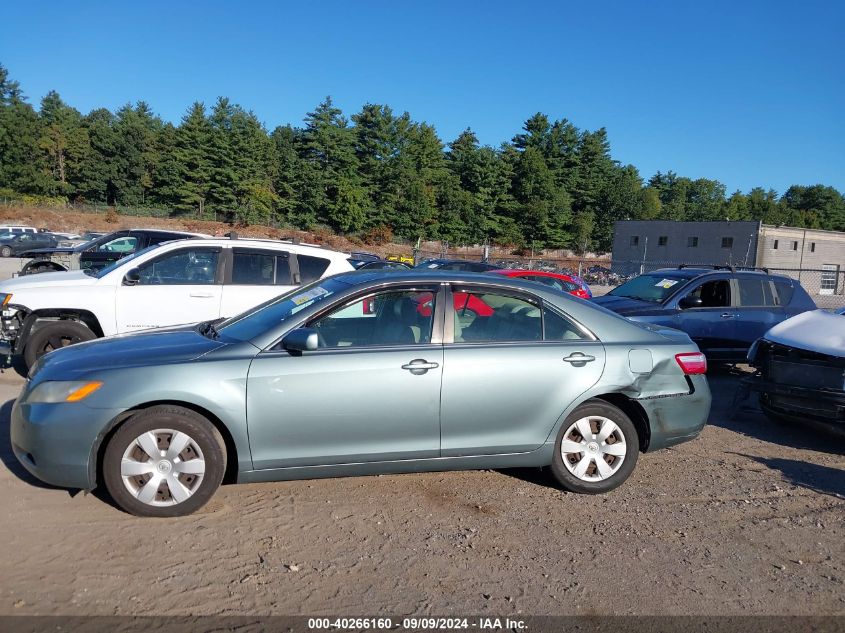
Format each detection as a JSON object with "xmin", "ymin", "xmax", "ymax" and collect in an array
[{"xmin": 638, "ymin": 374, "xmax": 712, "ymax": 451}]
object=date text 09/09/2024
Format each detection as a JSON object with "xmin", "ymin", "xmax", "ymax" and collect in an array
[{"xmin": 307, "ymin": 617, "xmax": 527, "ymax": 630}]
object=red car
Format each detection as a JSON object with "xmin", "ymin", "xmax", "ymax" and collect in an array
[
  {"xmin": 490, "ymin": 269, "xmax": 592, "ymax": 299},
  {"xmin": 414, "ymin": 292, "xmax": 494, "ymax": 318}
]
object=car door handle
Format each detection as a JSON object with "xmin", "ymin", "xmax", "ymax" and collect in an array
[
  {"xmin": 190, "ymin": 292, "xmax": 215, "ymax": 298},
  {"xmin": 563, "ymin": 353, "xmax": 596, "ymax": 364},
  {"xmin": 720, "ymin": 313, "xmax": 735, "ymax": 319},
  {"xmin": 401, "ymin": 359, "xmax": 439, "ymax": 374}
]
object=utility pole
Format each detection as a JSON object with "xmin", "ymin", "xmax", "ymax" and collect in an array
[{"xmin": 640, "ymin": 236, "xmax": 648, "ymax": 275}]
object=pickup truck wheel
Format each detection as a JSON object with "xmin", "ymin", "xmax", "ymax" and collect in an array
[
  {"xmin": 550, "ymin": 400, "xmax": 639, "ymax": 494},
  {"xmin": 0, "ymin": 246, "xmax": 12, "ymax": 257},
  {"xmin": 102, "ymin": 406, "xmax": 226, "ymax": 517},
  {"xmin": 23, "ymin": 320, "xmax": 96, "ymax": 369}
]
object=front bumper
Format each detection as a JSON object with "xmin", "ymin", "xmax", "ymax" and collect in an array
[
  {"xmin": 741, "ymin": 376, "xmax": 845, "ymax": 426},
  {"xmin": 10, "ymin": 395, "xmax": 122, "ymax": 490},
  {"xmin": 639, "ymin": 375, "xmax": 712, "ymax": 451}
]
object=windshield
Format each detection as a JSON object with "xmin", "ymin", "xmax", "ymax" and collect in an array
[
  {"xmin": 608, "ymin": 274, "xmax": 688, "ymax": 303},
  {"xmin": 89, "ymin": 244, "xmax": 162, "ymax": 278},
  {"xmin": 216, "ymin": 276, "xmax": 353, "ymax": 342}
]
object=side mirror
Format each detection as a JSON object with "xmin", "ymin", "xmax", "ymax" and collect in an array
[
  {"xmin": 679, "ymin": 296, "xmax": 703, "ymax": 309},
  {"xmin": 282, "ymin": 327, "xmax": 320, "ymax": 353},
  {"xmin": 123, "ymin": 268, "xmax": 141, "ymax": 286}
]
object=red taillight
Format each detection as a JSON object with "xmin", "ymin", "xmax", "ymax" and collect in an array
[{"xmin": 675, "ymin": 352, "xmax": 707, "ymax": 375}]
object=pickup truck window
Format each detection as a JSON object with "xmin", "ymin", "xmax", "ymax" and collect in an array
[
  {"xmin": 137, "ymin": 248, "xmax": 219, "ymax": 285},
  {"xmin": 232, "ymin": 250, "xmax": 292, "ymax": 285},
  {"xmin": 298, "ymin": 255, "xmax": 330, "ymax": 284}
]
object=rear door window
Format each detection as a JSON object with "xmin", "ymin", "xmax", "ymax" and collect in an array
[
  {"xmin": 737, "ymin": 278, "xmax": 769, "ymax": 306},
  {"xmin": 231, "ymin": 249, "xmax": 292, "ymax": 285},
  {"xmin": 451, "ymin": 290, "xmax": 541, "ymax": 342}
]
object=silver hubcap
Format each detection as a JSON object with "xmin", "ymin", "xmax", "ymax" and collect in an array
[
  {"xmin": 560, "ymin": 415, "xmax": 627, "ymax": 481},
  {"xmin": 120, "ymin": 429, "xmax": 206, "ymax": 506}
]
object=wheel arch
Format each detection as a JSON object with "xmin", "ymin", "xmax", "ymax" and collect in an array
[
  {"xmin": 91, "ymin": 400, "xmax": 241, "ymax": 490},
  {"xmin": 19, "ymin": 309, "xmax": 105, "ymax": 348},
  {"xmin": 21, "ymin": 261, "xmax": 67, "ymax": 274},
  {"xmin": 590, "ymin": 393, "xmax": 651, "ymax": 452}
]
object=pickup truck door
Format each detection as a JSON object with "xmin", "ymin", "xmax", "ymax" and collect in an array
[{"xmin": 114, "ymin": 246, "xmax": 223, "ymax": 333}]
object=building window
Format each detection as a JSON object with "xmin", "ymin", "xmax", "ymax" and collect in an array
[
  {"xmin": 721, "ymin": 237, "xmax": 733, "ymax": 248},
  {"xmin": 792, "ymin": 241, "xmax": 798, "ymax": 251},
  {"xmin": 687, "ymin": 236, "xmax": 698, "ymax": 247},
  {"xmin": 630, "ymin": 236, "xmax": 639, "ymax": 247},
  {"xmin": 810, "ymin": 242, "xmax": 816, "ymax": 252},
  {"xmin": 658, "ymin": 236, "xmax": 668, "ymax": 246},
  {"xmin": 773, "ymin": 239, "xmax": 779, "ymax": 249},
  {"xmin": 821, "ymin": 264, "xmax": 838, "ymax": 295}
]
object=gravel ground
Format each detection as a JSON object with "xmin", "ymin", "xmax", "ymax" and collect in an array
[{"xmin": 0, "ymin": 367, "xmax": 842, "ymax": 616}]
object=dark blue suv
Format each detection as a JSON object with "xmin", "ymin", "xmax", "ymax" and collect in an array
[{"xmin": 592, "ymin": 266, "xmax": 816, "ymax": 361}]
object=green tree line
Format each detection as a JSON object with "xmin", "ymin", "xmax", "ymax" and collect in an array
[{"xmin": 1, "ymin": 63, "xmax": 843, "ymax": 252}]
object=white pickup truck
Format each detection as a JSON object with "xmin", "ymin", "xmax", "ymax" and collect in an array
[{"xmin": 0, "ymin": 235, "xmax": 354, "ymax": 370}]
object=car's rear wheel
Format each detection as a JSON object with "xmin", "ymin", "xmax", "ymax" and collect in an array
[
  {"xmin": 550, "ymin": 400, "xmax": 639, "ymax": 494},
  {"xmin": 23, "ymin": 320, "xmax": 96, "ymax": 370},
  {"xmin": 102, "ymin": 406, "xmax": 226, "ymax": 517},
  {"xmin": 0, "ymin": 246, "xmax": 12, "ymax": 257}
]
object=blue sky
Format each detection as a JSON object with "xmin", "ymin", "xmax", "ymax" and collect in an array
[{"xmin": 2, "ymin": 0, "xmax": 843, "ymax": 194}]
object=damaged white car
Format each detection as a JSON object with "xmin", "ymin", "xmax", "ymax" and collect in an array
[{"xmin": 743, "ymin": 309, "xmax": 845, "ymax": 427}]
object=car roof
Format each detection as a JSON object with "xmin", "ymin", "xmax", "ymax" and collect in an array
[
  {"xmin": 334, "ymin": 269, "xmax": 563, "ymax": 291},
  {"xmin": 647, "ymin": 266, "xmax": 794, "ymax": 283},
  {"xmin": 156, "ymin": 237, "xmax": 351, "ymax": 260}
]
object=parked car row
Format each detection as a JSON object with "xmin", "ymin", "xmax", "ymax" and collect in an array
[{"xmin": 4, "ymin": 239, "xmax": 835, "ymax": 519}]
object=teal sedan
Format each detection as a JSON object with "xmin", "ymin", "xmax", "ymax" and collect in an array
[{"xmin": 11, "ymin": 271, "xmax": 711, "ymax": 517}]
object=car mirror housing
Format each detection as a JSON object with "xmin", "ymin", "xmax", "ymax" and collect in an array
[
  {"xmin": 679, "ymin": 296, "xmax": 703, "ymax": 309},
  {"xmin": 282, "ymin": 328, "xmax": 320, "ymax": 353},
  {"xmin": 123, "ymin": 268, "xmax": 141, "ymax": 286}
]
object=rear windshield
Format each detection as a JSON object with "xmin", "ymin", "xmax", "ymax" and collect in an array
[{"xmin": 608, "ymin": 274, "xmax": 687, "ymax": 303}]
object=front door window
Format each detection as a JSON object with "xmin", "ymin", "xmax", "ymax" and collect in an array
[{"xmin": 311, "ymin": 290, "xmax": 436, "ymax": 348}]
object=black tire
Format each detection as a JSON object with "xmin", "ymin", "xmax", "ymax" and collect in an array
[
  {"xmin": 550, "ymin": 399, "xmax": 639, "ymax": 494},
  {"xmin": 102, "ymin": 406, "xmax": 226, "ymax": 517},
  {"xmin": 0, "ymin": 246, "xmax": 11, "ymax": 257},
  {"xmin": 22, "ymin": 320, "xmax": 97, "ymax": 370}
]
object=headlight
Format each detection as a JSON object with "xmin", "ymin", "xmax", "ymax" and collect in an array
[
  {"xmin": 23, "ymin": 380, "xmax": 103, "ymax": 404},
  {"xmin": 0, "ymin": 293, "xmax": 12, "ymax": 308}
]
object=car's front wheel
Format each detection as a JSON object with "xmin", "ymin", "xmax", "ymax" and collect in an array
[
  {"xmin": 0, "ymin": 246, "xmax": 12, "ymax": 257},
  {"xmin": 550, "ymin": 400, "xmax": 639, "ymax": 494},
  {"xmin": 23, "ymin": 320, "xmax": 96, "ymax": 370},
  {"xmin": 102, "ymin": 406, "xmax": 226, "ymax": 517}
]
